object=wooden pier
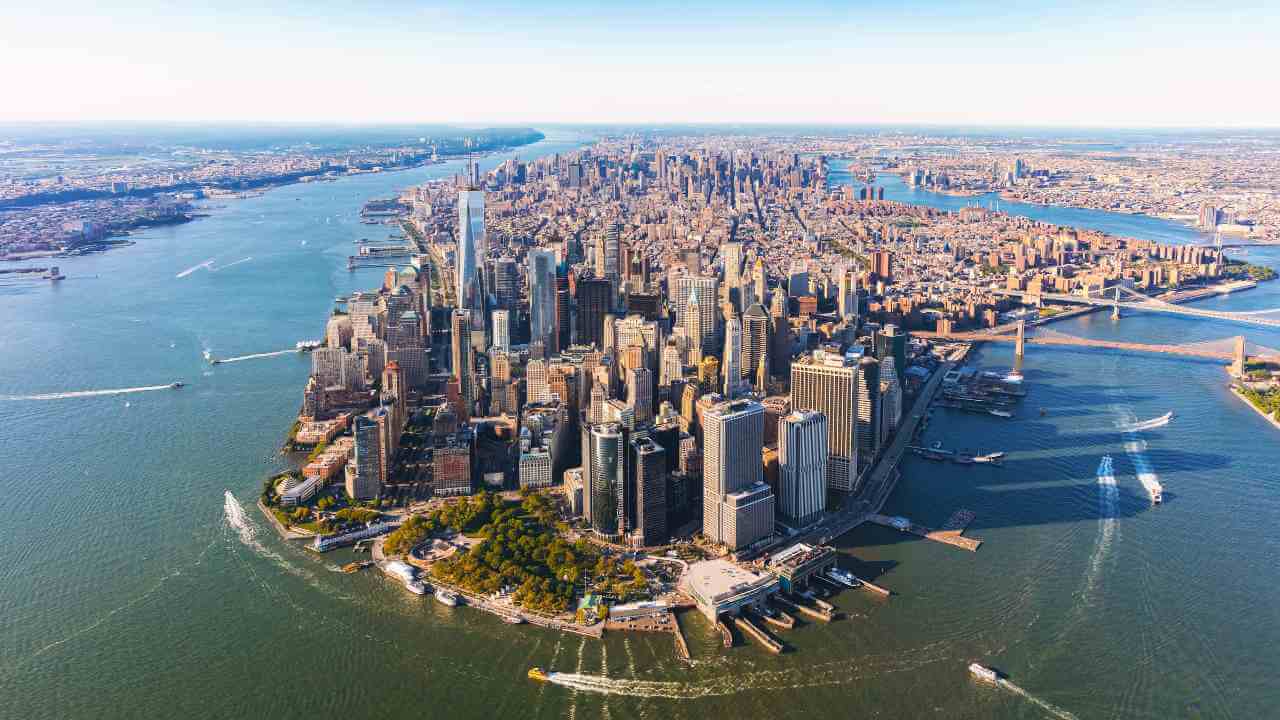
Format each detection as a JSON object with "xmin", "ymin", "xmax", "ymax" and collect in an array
[
  {"xmin": 868, "ymin": 510, "xmax": 983, "ymax": 552},
  {"xmin": 852, "ymin": 575, "xmax": 892, "ymax": 597}
]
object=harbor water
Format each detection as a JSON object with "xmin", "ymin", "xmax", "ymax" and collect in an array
[{"xmin": 2, "ymin": 134, "xmax": 1279, "ymax": 719}]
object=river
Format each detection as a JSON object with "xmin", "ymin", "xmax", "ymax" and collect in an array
[{"xmin": 2, "ymin": 132, "xmax": 1278, "ymax": 720}]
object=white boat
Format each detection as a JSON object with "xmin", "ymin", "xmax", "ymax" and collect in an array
[
  {"xmin": 973, "ymin": 451, "xmax": 1005, "ymax": 463},
  {"xmin": 969, "ymin": 663, "xmax": 1000, "ymax": 684},
  {"xmin": 1116, "ymin": 411, "xmax": 1173, "ymax": 433},
  {"xmin": 825, "ymin": 567, "xmax": 861, "ymax": 588},
  {"xmin": 989, "ymin": 409, "xmax": 1013, "ymax": 418},
  {"xmin": 503, "ymin": 614, "xmax": 525, "ymax": 624},
  {"xmin": 405, "ymin": 580, "xmax": 428, "ymax": 595},
  {"xmin": 1138, "ymin": 473, "xmax": 1164, "ymax": 504},
  {"xmin": 435, "ymin": 589, "xmax": 460, "ymax": 607},
  {"xmin": 1003, "ymin": 372, "xmax": 1024, "ymax": 384}
]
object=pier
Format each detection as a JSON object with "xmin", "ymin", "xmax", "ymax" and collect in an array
[
  {"xmin": 672, "ymin": 612, "xmax": 692, "ymax": 662},
  {"xmin": 773, "ymin": 595, "xmax": 833, "ymax": 623},
  {"xmin": 733, "ymin": 615, "xmax": 784, "ymax": 654},
  {"xmin": 868, "ymin": 510, "xmax": 983, "ymax": 552}
]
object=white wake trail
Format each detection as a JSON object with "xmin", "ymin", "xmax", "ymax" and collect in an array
[
  {"xmin": 1082, "ymin": 455, "xmax": 1118, "ymax": 603},
  {"xmin": 176, "ymin": 259, "xmax": 215, "ymax": 278},
  {"xmin": 998, "ymin": 679, "xmax": 1080, "ymax": 720},
  {"xmin": 210, "ymin": 256, "xmax": 253, "ymax": 272},
  {"xmin": 6, "ymin": 384, "xmax": 176, "ymax": 401},
  {"xmin": 216, "ymin": 349, "xmax": 294, "ymax": 363}
]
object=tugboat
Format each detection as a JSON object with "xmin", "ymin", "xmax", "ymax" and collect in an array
[
  {"xmin": 969, "ymin": 663, "xmax": 1000, "ymax": 684},
  {"xmin": 528, "ymin": 667, "xmax": 550, "ymax": 682}
]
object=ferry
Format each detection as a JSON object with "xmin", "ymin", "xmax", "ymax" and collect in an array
[
  {"xmin": 825, "ymin": 567, "xmax": 861, "ymax": 588},
  {"xmin": 528, "ymin": 667, "xmax": 550, "ymax": 682},
  {"xmin": 434, "ymin": 589, "xmax": 460, "ymax": 607},
  {"xmin": 969, "ymin": 663, "xmax": 1000, "ymax": 684}
]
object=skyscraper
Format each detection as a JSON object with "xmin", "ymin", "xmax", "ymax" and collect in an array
[
  {"xmin": 626, "ymin": 366, "xmax": 653, "ymax": 424},
  {"xmin": 778, "ymin": 410, "xmax": 827, "ymax": 527},
  {"xmin": 721, "ymin": 241, "xmax": 744, "ymax": 311},
  {"xmin": 855, "ymin": 356, "xmax": 881, "ymax": 469},
  {"xmin": 349, "ymin": 414, "xmax": 384, "ymax": 500},
  {"xmin": 874, "ymin": 324, "xmax": 907, "ymax": 388},
  {"xmin": 722, "ymin": 314, "xmax": 742, "ymax": 398},
  {"xmin": 588, "ymin": 423, "xmax": 625, "ymax": 537},
  {"xmin": 457, "ymin": 179, "xmax": 486, "ymax": 343},
  {"xmin": 576, "ymin": 278, "xmax": 613, "ymax": 349},
  {"xmin": 742, "ymin": 303, "xmax": 769, "ymax": 389},
  {"xmin": 451, "ymin": 309, "xmax": 474, "ymax": 421},
  {"xmin": 492, "ymin": 309, "xmax": 510, "ymax": 352},
  {"xmin": 790, "ymin": 350, "xmax": 859, "ymax": 492},
  {"xmin": 528, "ymin": 248, "xmax": 557, "ymax": 351},
  {"xmin": 702, "ymin": 399, "xmax": 774, "ymax": 549},
  {"xmin": 629, "ymin": 435, "xmax": 667, "ymax": 546}
]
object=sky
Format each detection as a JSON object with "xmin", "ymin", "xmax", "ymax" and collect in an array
[{"xmin": 4, "ymin": 1, "xmax": 1278, "ymax": 128}]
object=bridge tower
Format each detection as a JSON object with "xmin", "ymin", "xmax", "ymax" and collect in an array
[
  {"xmin": 1231, "ymin": 335, "xmax": 1246, "ymax": 377},
  {"xmin": 1111, "ymin": 287, "xmax": 1122, "ymax": 320},
  {"xmin": 1015, "ymin": 319, "xmax": 1026, "ymax": 358}
]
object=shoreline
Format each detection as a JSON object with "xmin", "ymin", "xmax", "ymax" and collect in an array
[{"xmin": 1229, "ymin": 386, "xmax": 1280, "ymax": 433}]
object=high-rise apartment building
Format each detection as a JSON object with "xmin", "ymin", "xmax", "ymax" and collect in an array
[{"xmin": 587, "ymin": 423, "xmax": 625, "ymax": 537}]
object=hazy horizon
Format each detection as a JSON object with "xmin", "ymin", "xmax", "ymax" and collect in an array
[{"xmin": 5, "ymin": 1, "xmax": 1277, "ymax": 128}]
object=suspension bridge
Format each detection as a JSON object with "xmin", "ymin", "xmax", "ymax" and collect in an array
[
  {"xmin": 991, "ymin": 282, "xmax": 1280, "ymax": 329},
  {"xmin": 915, "ymin": 319, "xmax": 1280, "ymax": 375}
]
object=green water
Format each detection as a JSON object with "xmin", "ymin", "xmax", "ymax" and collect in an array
[{"xmin": 3, "ymin": 133, "xmax": 1279, "ymax": 719}]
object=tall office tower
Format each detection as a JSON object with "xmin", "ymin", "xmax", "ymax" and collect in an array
[
  {"xmin": 671, "ymin": 275, "xmax": 719, "ymax": 352},
  {"xmin": 492, "ymin": 309, "xmax": 510, "ymax": 352},
  {"xmin": 721, "ymin": 241, "xmax": 744, "ymax": 311},
  {"xmin": 742, "ymin": 303, "xmax": 769, "ymax": 388},
  {"xmin": 587, "ymin": 383, "xmax": 607, "ymax": 425},
  {"xmin": 381, "ymin": 360, "xmax": 407, "ymax": 440},
  {"xmin": 681, "ymin": 248, "xmax": 701, "ymax": 275},
  {"xmin": 871, "ymin": 250, "xmax": 893, "ymax": 280},
  {"xmin": 626, "ymin": 366, "xmax": 654, "ymax": 424},
  {"xmin": 879, "ymin": 357, "xmax": 903, "ymax": 444},
  {"xmin": 838, "ymin": 269, "xmax": 859, "ymax": 319},
  {"xmin": 615, "ymin": 314, "xmax": 661, "ymax": 371},
  {"xmin": 761, "ymin": 395, "xmax": 791, "ymax": 446},
  {"xmin": 778, "ymin": 410, "xmax": 827, "ymax": 528},
  {"xmin": 588, "ymin": 423, "xmax": 625, "ymax": 537},
  {"xmin": 492, "ymin": 256, "xmax": 519, "ymax": 309},
  {"xmin": 855, "ymin": 356, "xmax": 881, "ymax": 468},
  {"xmin": 790, "ymin": 350, "xmax": 860, "ymax": 493},
  {"xmin": 457, "ymin": 181, "xmax": 487, "ymax": 337},
  {"xmin": 787, "ymin": 263, "xmax": 810, "ymax": 297},
  {"xmin": 628, "ymin": 436, "xmax": 667, "ymax": 546},
  {"xmin": 722, "ymin": 315, "xmax": 742, "ymax": 399},
  {"xmin": 660, "ymin": 343, "xmax": 683, "ymax": 386},
  {"xmin": 684, "ymin": 289, "xmax": 705, "ymax": 362},
  {"xmin": 555, "ymin": 268, "xmax": 572, "ymax": 352},
  {"xmin": 526, "ymin": 359, "xmax": 551, "ymax": 404},
  {"xmin": 349, "ymin": 414, "xmax": 384, "ymax": 500},
  {"xmin": 528, "ymin": 249, "xmax": 557, "ymax": 351},
  {"xmin": 450, "ymin": 309, "xmax": 474, "ymax": 421},
  {"xmin": 596, "ymin": 221, "xmax": 621, "ymax": 280},
  {"xmin": 576, "ymin": 278, "xmax": 613, "ymax": 349},
  {"xmin": 874, "ymin": 324, "xmax": 907, "ymax": 388},
  {"xmin": 752, "ymin": 257, "xmax": 767, "ymax": 310},
  {"xmin": 701, "ymin": 399, "xmax": 773, "ymax": 550}
]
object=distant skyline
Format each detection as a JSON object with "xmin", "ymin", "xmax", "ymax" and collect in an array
[{"xmin": 5, "ymin": 1, "xmax": 1278, "ymax": 128}]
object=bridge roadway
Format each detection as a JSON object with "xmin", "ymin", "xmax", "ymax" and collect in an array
[
  {"xmin": 992, "ymin": 285, "xmax": 1280, "ymax": 329},
  {"xmin": 912, "ymin": 330, "xmax": 1280, "ymax": 365}
]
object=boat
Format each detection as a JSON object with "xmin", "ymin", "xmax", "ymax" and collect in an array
[
  {"xmin": 1116, "ymin": 411, "xmax": 1174, "ymax": 433},
  {"xmin": 1003, "ymin": 372, "xmax": 1024, "ymax": 384},
  {"xmin": 171, "ymin": 382, "xmax": 185, "ymax": 389},
  {"xmin": 210, "ymin": 359, "xmax": 222, "ymax": 365},
  {"xmin": 969, "ymin": 663, "xmax": 1000, "ymax": 684},
  {"xmin": 295, "ymin": 340, "xmax": 324, "ymax": 352},
  {"xmin": 503, "ymin": 614, "xmax": 525, "ymax": 625},
  {"xmin": 405, "ymin": 580, "xmax": 428, "ymax": 595},
  {"xmin": 825, "ymin": 567, "xmax": 861, "ymax": 588},
  {"xmin": 988, "ymin": 409, "xmax": 1013, "ymax": 418},
  {"xmin": 973, "ymin": 451, "xmax": 1005, "ymax": 463},
  {"xmin": 434, "ymin": 589, "xmax": 460, "ymax": 607},
  {"xmin": 528, "ymin": 667, "xmax": 550, "ymax": 682},
  {"xmin": 1040, "ymin": 408, "xmax": 1047, "ymax": 416},
  {"xmin": 1138, "ymin": 472, "xmax": 1164, "ymax": 504},
  {"xmin": 340, "ymin": 561, "xmax": 370, "ymax": 573}
]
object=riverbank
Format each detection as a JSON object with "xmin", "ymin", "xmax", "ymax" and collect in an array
[{"xmin": 1229, "ymin": 385, "xmax": 1280, "ymax": 433}]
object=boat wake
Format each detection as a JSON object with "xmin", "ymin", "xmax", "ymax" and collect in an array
[
  {"xmin": 1114, "ymin": 411, "xmax": 1172, "ymax": 433},
  {"xmin": 210, "ymin": 256, "xmax": 253, "ymax": 272},
  {"xmin": 5, "ymin": 384, "xmax": 176, "ymax": 401},
  {"xmin": 1082, "ymin": 455, "xmax": 1119, "ymax": 604},
  {"xmin": 215, "ymin": 349, "xmax": 294, "ymax": 364},
  {"xmin": 998, "ymin": 679, "xmax": 1080, "ymax": 720},
  {"xmin": 176, "ymin": 259, "xmax": 215, "ymax": 278},
  {"xmin": 1123, "ymin": 439, "xmax": 1164, "ymax": 504}
]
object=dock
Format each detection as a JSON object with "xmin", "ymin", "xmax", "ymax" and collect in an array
[
  {"xmin": 753, "ymin": 608, "xmax": 795, "ymax": 631},
  {"xmin": 852, "ymin": 575, "xmax": 892, "ymax": 597},
  {"xmin": 868, "ymin": 510, "xmax": 983, "ymax": 552},
  {"xmin": 672, "ymin": 612, "xmax": 691, "ymax": 662},
  {"xmin": 774, "ymin": 594, "xmax": 834, "ymax": 623},
  {"xmin": 733, "ymin": 615, "xmax": 784, "ymax": 654},
  {"xmin": 716, "ymin": 617, "xmax": 735, "ymax": 648}
]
